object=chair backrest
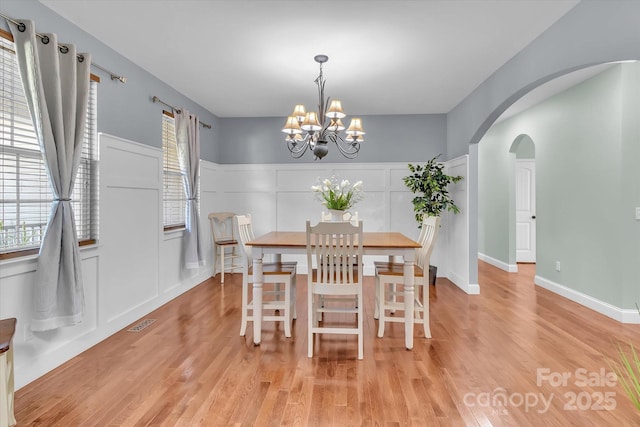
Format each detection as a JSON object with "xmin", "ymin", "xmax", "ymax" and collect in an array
[
  {"xmin": 415, "ymin": 215, "xmax": 440, "ymax": 269},
  {"xmin": 208, "ymin": 212, "xmax": 236, "ymax": 243},
  {"xmin": 235, "ymin": 214, "xmax": 255, "ymax": 264},
  {"xmin": 306, "ymin": 220, "xmax": 363, "ymax": 285}
]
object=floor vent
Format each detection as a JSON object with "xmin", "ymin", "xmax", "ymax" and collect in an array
[{"xmin": 127, "ymin": 319, "xmax": 156, "ymax": 332}]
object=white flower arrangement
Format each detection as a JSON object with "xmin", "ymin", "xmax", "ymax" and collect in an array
[{"xmin": 311, "ymin": 176, "xmax": 364, "ymax": 210}]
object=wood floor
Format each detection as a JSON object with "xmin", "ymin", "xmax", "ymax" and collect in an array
[{"xmin": 14, "ymin": 262, "xmax": 640, "ymax": 426}]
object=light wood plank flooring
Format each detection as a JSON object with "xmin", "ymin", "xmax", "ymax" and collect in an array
[{"xmin": 13, "ymin": 262, "xmax": 640, "ymax": 425}]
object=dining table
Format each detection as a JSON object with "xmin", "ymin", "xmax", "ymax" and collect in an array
[{"xmin": 246, "ymin": 231, "xmax": 422, "ymax": 350}]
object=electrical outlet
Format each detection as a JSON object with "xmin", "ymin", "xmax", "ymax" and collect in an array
[
  {"xmin": 24, "ymin": 323, "xmax": 33, "ymax": 342},
  {"xmin": 636, "ymin": 207, "xmax": 640, "ymax": 220},
  {"xmin": 555, "ymin": 261, "xmax": 561, "ymax": 272}
]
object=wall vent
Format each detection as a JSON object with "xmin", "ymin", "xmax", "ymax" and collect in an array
[{"xmin": 127, "ymin": 319, "xmax": 156, "ymax": 332}]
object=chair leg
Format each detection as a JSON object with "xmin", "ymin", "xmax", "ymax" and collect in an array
[
  {"xmin": 291, "ymin": 276, "xmax": 297, "ymax": 320},
  {"xmin": 284, "ymin": 280, "xmax": 292, "ymax": 338},
  {"xmin": 212, "ymin": 248, "xmax": 216, "ymax": 279},
  {"xmin": 240, "ymin": 276, "xmax": 248, "ymax": 336},
  {"xmin": 390, "ymin": 283, "xmax": 397, "ymax": 313},
  {"xmin": 308, "ymin": 289, "xmax": 314, "ymax": 357},
  {"xmin": 374, "ymin": 275, "xmax": 380, "ymax": 320},
  {"xmin": 422, "ymin": 284, "xmax": 431, "ymax": 338},
  {"xmin": 358, "ymin": 290, "xmax": 364, "ymax": 360},
  {"xmin": 0, "ymin": 346, "xmax": 16, "ymax": 427},
  {"xmin": 378, "ymin": 282, "xmax": 387, "ymax": 338},
  {"xmin": 377, "ymin": 281, "xmax": 386, "ymax": 338},
  {"xmin": 220, "ymin": 247, "xmax": 225, "ymax": 284}
]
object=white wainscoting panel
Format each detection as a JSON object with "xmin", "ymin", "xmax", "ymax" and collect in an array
[
  {"xmin": 214, "ymin": 162, "xmax": 469, "ymax": 279},
  {"xmin": 444, "ymin": 155, "xmax": 478, "ymax": 294},
  {"xmin": 3, "ymin": 245, "xmax": 100, "ymax": 389},
  {"xmin": 100, "ymin": 135, "xmax": 161, "ymax": 324}
]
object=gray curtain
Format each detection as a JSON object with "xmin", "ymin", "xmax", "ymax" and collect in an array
[
  {"xmin": 175, "ymin": 109, "xmax": 204, "ymax": 269},
  {"xmin": 10, "ymin": 20, "xmax": 90, "ymax": 331}
]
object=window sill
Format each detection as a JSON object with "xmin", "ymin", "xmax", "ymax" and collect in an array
[
  {"xmin": 163, "ymin": 227, "xmax": 186, "ymax": 241},
  {"xmin": 0, "ymin": 241, "xmax": 100, "ymax": 267}
]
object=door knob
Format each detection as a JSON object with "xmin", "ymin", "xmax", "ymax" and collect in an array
[{"xmin": 531, "ymin": 215, "xmax": 536, "ymax": 219}]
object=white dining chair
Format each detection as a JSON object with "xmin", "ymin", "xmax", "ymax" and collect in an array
[
  {"xmin": 0, "ymin": 318, "xmax": 16, "ymax": 427},
  {"xmin": 374, "ymin": 215, "xmax": 440, "ymax": 339},
  {"xmin": 306, "ymin": 220, "xmax": 364, "ymax": 359},
  {"xmin": 236, "ymin": 214, "xmax": 297, "ymax": 338},
  {"xmin": 208, "ymin": 212, "xmax": 243, "ymax": 284}
]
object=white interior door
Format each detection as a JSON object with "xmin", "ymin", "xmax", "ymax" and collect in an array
[{"xmin": 516, "ymin": 160, "xmax": 536, "ymax": 262}]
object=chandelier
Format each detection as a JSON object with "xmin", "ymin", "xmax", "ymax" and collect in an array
[{"xmin": 282, "ymin": 55, "xmax": 365, "ymax": 160}]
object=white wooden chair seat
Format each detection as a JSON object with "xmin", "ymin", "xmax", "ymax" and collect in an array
[
  {"xmin": 373, "ymin": 262, "xmax": 425, "ymax": 277},
  {"xmin": 306, "ymin": 220, "xmax": 364, "ymax": 359},
  {"xmin": 243, "ymin": 263, "xmax": 296, "ymax": 334},
  {"xmin": 374, "ymin": 215, "xmax": 440, "ymax": 339},
  {"xmin": 208, "ymin": 212, "xmax": 243, "ymax": 284},
  {"xmin": 237, "ymin": 214, "xmax": 297, "ymax": 338}
]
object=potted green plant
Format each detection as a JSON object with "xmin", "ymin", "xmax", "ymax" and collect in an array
[
  {"xmin": 403, "ymin": 155, "xmax": 463, "ymax": 284},
  {"xmin": 403, "ymin": 155, "xmax": 463, "ymax": 224},
  {"xmin": 607, "ymin": 303, "xmax": 640, "ymax": 413}
]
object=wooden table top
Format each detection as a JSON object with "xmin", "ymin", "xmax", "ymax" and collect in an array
[
  {"xmin": 0, "ymin": 317, "xmax": 16, "ymax": 354},
  {"xmin": 247, "ymin": 231, "xmax": 420, "ymax": 249}
]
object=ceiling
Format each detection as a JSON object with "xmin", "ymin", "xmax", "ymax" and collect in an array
[{"xmin": 39, "ymin": 0, "xmax": 583, "ymax": 119}]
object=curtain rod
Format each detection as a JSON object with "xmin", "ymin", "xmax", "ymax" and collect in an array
[
  {"xmin": 152, "ymin": 96, "xmax": 212, "ymax": 129},
  {"xmin": 0, "ymin": 12, "xmax": 126, "ymax": 83}
]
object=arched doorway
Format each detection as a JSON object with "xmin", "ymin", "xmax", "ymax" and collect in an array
[{"xmin": 509, "ymin": 135, "xmax": 536, "ymax": 264}]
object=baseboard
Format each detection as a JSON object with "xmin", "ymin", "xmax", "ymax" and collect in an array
[
  {"xmin": 478, "ymin": 252, "xmax": 517, "ymax": 272},
  {"xmin": 447, "ymin": 271, "xmax": 480, "ymax": 295},
  {"xmin": 466, "ymin": 283, "xmax": 481, "ymax": 295},
  {"xmin": 534, "ymin": 275, "xmax": 640, "ymax": 324}
]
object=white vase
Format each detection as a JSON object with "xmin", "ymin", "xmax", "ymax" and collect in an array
[{"xmin": 328, "ymin": 208, "xmax": 347, "ymax": 222}]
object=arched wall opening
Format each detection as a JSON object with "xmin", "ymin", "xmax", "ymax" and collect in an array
[
  {"xmin": 446, "ymin": 2, "xmax": 640, "ymax": 323},
  {"xmin": 473, "ymin": 61, "xmax": 640, "ymax": 323}
]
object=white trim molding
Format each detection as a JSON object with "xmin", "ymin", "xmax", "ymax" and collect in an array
[
  {"xmin": 535, "ymin": 275, "xmax": 640, "ymax": 324},
  {"xmin": 478, "ymin": 253, "xmax": 518, "ymax": 273}
]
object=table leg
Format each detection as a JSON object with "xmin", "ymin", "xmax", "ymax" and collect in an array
[
  {"xmin": 404, "ymin": 259, "xmax": 414, "ymax": 350},
  {"xmin": 252, "ymin": 255, "xmax": 263, "ymax": 345},
  {"xmin": 274, "ymin": 254, "xmax": 281, "ymax": 300}
]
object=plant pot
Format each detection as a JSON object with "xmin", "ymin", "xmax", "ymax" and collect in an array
[
  {"xmin": 429, "ymin": 264, "xmax": 437, "ymax": 286},
  {"xmin": 328, "ymin": 208, "xmax": 347, "ymax": 222}
]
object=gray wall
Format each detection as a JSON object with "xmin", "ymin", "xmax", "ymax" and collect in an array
[
  {"xmin": 619, "ymin": 64, "xmax": 640, "ymax": 307},
  {"xmin": 2, "ymin": 1, "xmax": 445, "ymax": 165},
  {"xmin": 447, "ymin": 1, "xmax": 640, "ymax": 157},
  {"xmin": 2, "ymin": 0, "xmax": 221, "ymax": 161},
  {"xmin": 218, "ymin": 114, "xmax": 446, "ymax": 164}
]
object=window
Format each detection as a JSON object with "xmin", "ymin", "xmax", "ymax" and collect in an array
[
  {"xmin": 0, "ymin": 30, "xmax": 98, "ymax": 258},
  {"xmin": 162, "ymin": 111, "xmax": 186, "ymax": 229}
]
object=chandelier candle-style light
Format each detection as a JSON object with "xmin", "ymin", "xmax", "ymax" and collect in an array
[{"xmin": 282, "ymin": 55, "xmax": 365, "ymax": 160}]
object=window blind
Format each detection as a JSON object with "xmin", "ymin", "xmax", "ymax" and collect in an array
[
  {"xmin": 0, "ymin": 34, "xmax": 98, "ymax": 254},
  {"xmin": 162, "ymin": 111, "xmax": 186, "ymax": 228}
]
